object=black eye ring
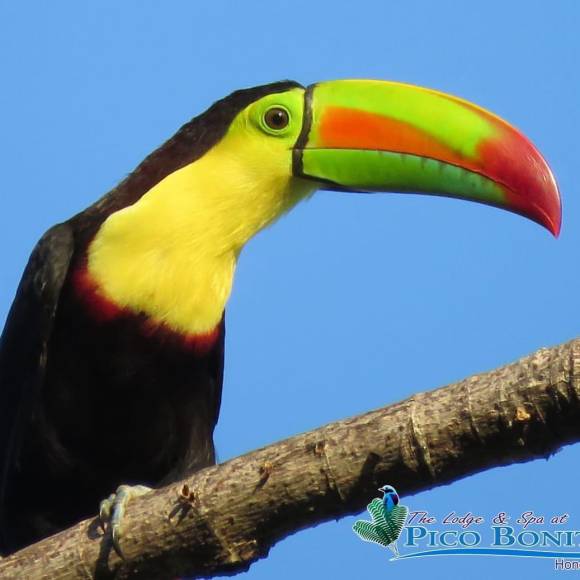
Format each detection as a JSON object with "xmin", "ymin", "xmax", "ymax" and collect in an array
[{"xmin": 263, "ymin": 107, "xmax": 290, "ymax": 131}]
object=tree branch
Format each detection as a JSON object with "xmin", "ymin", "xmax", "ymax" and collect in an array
[{"xmin": 2, "ymin": 338, "xmax": 580, "ymax": 579}]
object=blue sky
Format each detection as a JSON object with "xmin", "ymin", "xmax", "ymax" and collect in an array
[{"xmin": 1, "ymin": 1, "xmax": 579, "ymax": 578}]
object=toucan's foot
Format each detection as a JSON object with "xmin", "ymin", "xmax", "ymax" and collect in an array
[{"xmin": 99, "ymin": 484, "xmax": 152, "ymax": 557}]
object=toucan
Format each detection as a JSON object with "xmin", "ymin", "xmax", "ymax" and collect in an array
[{"xmin": 0, "ymin": 80, "xmax": 561, "ymax": 555}]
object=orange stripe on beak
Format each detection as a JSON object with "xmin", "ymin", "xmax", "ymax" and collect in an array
[{"xmin": 318, "ymin": 106, "xmax": 474, "ymax": 169}]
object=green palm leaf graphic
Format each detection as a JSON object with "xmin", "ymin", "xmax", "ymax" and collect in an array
[
  {"xmin": 352, "ymin": 521, "xmax": 391, "ymax": 547},
  {"xmin": 368, "ymin": 498, "xmax": 388, "ymax": 527},
  {"xmin": 353, "ymin": 498, "xmax": 408, "ymax": 554}
]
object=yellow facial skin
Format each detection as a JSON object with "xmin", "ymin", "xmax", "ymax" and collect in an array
[{"xmin": 87, "ymin": 88, "xmax": 316, "ymax": 335}]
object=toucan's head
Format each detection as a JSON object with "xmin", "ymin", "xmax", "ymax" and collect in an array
[
  {"xmin": 87, "ymin": 79, "xmax": 561, "ymax": 338},
  {"xmin": 199, "ymin": 79, "xmax": 560, "ymax": 240}
]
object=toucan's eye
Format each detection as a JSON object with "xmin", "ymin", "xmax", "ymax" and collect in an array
[{"xmin": 264, "ymin": 107, "xmax": 290, "ymax": 130}]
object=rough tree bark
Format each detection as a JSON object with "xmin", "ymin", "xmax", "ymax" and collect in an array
[{"xmin": 1, "ymin": 338, "xmax": 579, "ymax": 579}]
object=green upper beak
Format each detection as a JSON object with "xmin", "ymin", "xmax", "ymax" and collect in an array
[{"xmin": 292, "ymin": 80, "xmax": 561, "ymax": 236}]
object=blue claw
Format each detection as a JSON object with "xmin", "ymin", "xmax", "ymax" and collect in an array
[{"xmin": 98, "ymin": 484, "xmax": 152, "ymax": 558}]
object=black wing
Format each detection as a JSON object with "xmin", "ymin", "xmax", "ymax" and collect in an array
[{"xmin": 0, "ymin": 223, "xmax": 74, "ymax": 544}]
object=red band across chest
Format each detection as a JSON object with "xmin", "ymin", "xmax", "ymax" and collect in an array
[{"xmin": 72, "ymin": 265, "xmax": 221, "ymax": 354}]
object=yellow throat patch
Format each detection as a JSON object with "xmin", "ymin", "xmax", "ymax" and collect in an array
[{"xmin": 86, "ymin": 88, "xmax": 316, "ymax": 336}]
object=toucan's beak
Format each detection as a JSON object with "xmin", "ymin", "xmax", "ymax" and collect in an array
[{"xmin": 293, "ymin": 80, "xmax": 561, "ymax": 236}]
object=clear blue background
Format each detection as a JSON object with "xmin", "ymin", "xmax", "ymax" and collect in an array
[{"xmin": 1, "ymin": 1, "xmax": 579, "ymax": 578}]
